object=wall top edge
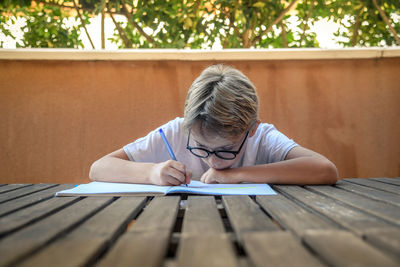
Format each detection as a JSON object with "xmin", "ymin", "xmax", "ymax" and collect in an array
[{"xmin": 0, "ymin": 47, "xmax": 399, "ymax": 61}]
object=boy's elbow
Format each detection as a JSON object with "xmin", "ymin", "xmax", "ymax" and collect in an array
[
  {"xmin": 320, "ymin": 160, "xmax": 339, "ymax": 184},
  {"xmin": 89, "ymin": 160, "xmax": 101, "ymax": 181}
]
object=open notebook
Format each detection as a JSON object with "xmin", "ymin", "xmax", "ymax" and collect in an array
[{"xmin": 55, "ymin": 180, "xmax": 276, "ymax": 196}]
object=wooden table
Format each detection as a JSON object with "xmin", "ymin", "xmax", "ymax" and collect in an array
[{"xmin": 0, "ymin": 178, "xmax": 399, "ymax": 267}]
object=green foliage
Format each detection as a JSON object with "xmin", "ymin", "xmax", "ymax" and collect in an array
[
  {"xmin": 1, "ymin": 3, "xmax": 84, "ymax": 48},
  {"xmin": 21, "ymin": 5, "xmax": 82, "ymax": 48},
  {"xmin": 0, "ymin": 0, "xmax": 399, "ymax": 49},
  {"xmin": 328, "ymin": 0, "xmax": 400, "ymax": 46}
]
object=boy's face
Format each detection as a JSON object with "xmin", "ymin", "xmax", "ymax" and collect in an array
[{"xmin": 188, "ymin": 129, "xmax": 248, "ymax": 170}]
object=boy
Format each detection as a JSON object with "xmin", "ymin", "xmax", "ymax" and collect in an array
[{"xmin": 89, "ymin": 64, "xmax": 338, "ymax": 185}]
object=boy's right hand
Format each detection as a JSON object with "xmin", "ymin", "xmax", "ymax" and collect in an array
[{"xmin": 150, "ymin": 160, "xmax": 192, "ymax": 186}]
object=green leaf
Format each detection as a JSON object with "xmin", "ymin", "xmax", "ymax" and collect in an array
[{"xmin": 253, "ymin": 2, "xmax": 265, "ymax": 9}]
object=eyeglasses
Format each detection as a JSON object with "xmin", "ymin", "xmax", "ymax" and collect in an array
[{"xmin": 186, "ymin": 131, "xmax": 249, "ymax": 160}]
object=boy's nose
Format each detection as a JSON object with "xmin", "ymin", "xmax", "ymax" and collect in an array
[{"xmin": 206, "ymin": 154, "xmax": 222, "ymax": 168}]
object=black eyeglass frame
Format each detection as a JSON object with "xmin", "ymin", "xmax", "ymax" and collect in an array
[{"xmin": 186, "ymin": 131, "xmax": 249, "ymax": 160}]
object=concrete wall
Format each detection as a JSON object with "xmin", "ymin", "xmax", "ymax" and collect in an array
[{"xmin": 1, "ymin": 49, "xmax": 399, "ymax": 184}]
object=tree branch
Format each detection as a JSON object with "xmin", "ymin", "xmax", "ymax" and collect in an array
[
  {"xmin": 101, "ymin": 6, "xmax": 105, "ymax": 49},
  {"xmin": 372, "ymin": 0, "xmax": 400, "ymax": 45},
  {"xmin": 218, "ymin": 3, "xmax": 241, "ymax": 48},
  {"xmin": 281, "ymin": 22, "xmax": 288, "ymax": 47},
  {"xmin": 122, "ymin": 3, "xmax": 157, "ymax": 47},
  {"xmin": 109, "ymin": 10, "xmax": 132, "ymax": 48},
  {"xmin": 193, "ymin": 0, "xmax": 201, "ymax": 16},
  {"xmin": 228, "ymin": 2, "xmax": 241, "ymax": 39},
  {"xmin": 244, "ymin": 10, "xmax": 258, "ymax": 48},
  {"xmin": 72, "ymin": 0, "xmax": 95, "ymax": 49},
  {"xmin": 299, "ymin": 0, "xmax": 314, "ymax": 46},
  {"xmin": 351, "ymin": 8, "xmax": 363, "ymax": 46},
  {"xmin": 243, "ymin": 29, "xmax": 251, "ymax": 48},
  {"xmin": 251, "ymin": 0, "xmax": 300, "ymax": 46}
]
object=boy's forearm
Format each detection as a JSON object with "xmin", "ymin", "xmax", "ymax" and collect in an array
[
  {"xmin": 227, "ymin": 157, "xmax": 338, "ymax": 185},
  {"xmin": 89, "ymin": 157, "xmax": 155, "ymax": 184}
]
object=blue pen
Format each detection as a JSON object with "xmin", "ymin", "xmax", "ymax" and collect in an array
[{"xmin": 159, "ymin": 128, "xmax": 188, "ymax": 186}]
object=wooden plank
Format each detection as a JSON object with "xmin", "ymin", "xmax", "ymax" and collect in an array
[
  {"xmin": 0, "ymin": 184, "xmax": 32, "ymax": 194},
  {"xmin": 178, "ymin": 234, "xmax": 239, "ymax": 267},
  {"xmin": 0, "ymin": 197, "xmax": 113, "ymax": 266},
  {"xmin": 223, "ymin": 196, "xmax": 279, "ymax": 233},
  {"xmin": 222, "ymin": 196, "xmax": 279, "ymax": 241},
  {"xmin": 0, "ymin": 184, "xmax": 57, "ymax": 204},
  {"xmin": 181, "ymin": 196, "xmax": 225, "ymax": 234},
  {"xmin": 306, "ymin": 185, "xmax": 400, "ymax": 227},
  {"xmin": 177, "ymin": 196, "xmax": 238, "ymax": 267},
  {"xmin": 302, "ymin": 230, "xmax": 399, "ymax": 267},
  {"xmin": 18, "ymin": 197, "xmax": 147, "ymax": 267},
  {"xmin": 344, "ymin": 178, "xmax": 400, "ymax": 195},
  {"xmin": 336, "ymin": 180, "xmax": 400, "ymax": 207},
  {"xmin": 243, "ymin": 231, "xmax": 325, "ymax": 267},
  {"xmin": 371, "ymin": 178, "xmax": 400, "ymax": 186},
  {"xmin": 256, "ymin": 194, "xmax": 337, "ymax": 236},
  {"xmin": 0, "ymin": 184, "xmax": 75, "ymax": 217},
  {"xmin": 129, "ymin": 196, "xmax": 180, "ymax": 233},
  {"xmin": 0, "ymin": 197, "xmax": 78, "ymax": 237},
  {"xmin": 363, "ymin": 228, "xmax": 400, "ymax": 261},
  {"xmin": 275, "ymin": 185, "xmax": 391, "ymax": 235},
  {"xmin": 99, "ymin": 231, "xmax": 171, "ymax": 267},
  {"xmin": 98, "ymin": 196, "xmax": 180, "ymax": 267}
]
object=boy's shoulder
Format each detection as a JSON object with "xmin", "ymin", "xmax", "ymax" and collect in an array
[
  {"xmin": 171, "ymin": 117, "xmax": 184, "ymax": 124},
  {"xmin": 164, "ymin": 117, "xmax": 184, "ymax": 130},
  {"xmin": 162, "ymin": 117, "xmax": 185, "ymax": 137},
  {"xmin": 255, "ymin": 122, "xmax": 277, "ymax": 136}
]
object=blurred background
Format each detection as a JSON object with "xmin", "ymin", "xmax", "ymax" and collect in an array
[
  {"xmin": 1, "ymin": 0, "xmax": 399, "ymax": 49},
  {"xmin": 0, "ymin": 1, "xmax": 399, "ymax": 184}
]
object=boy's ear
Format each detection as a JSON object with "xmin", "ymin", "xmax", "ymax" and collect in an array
[{"xmin": 249, "ymin": 120, "xmax": 261, "ymax": 137}]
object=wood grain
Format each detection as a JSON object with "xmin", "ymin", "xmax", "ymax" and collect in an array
[
  {"xmin": 17, "ymin": 197, "xmax": 147, "ymax": 267},
  {"xmin": 0, "ymin": 184, "xmax": 75, "ymax": 217},
  {"xmin": 306, "ymin": 185, "xmax": 400, "ymax": 226},
  {"xmin": 178, "ymin": 234, "xmax": 238, "ymax": 267},
  {"xmin": 0, "ymin": 197, "xmax": 113, "ymax": 266},
  {"xmin": 98, "ymin": 196, "xmax": 180, "ymax": 267},
  {"xmin": 371, "ymin": 178, "xmax": 400, "ymax": 186},
  {"xmin": 302, "ymin": 230, "xmax": 399, "ymax": 267},
  {"xmin": 181, "ymin": 196, "xmax": 225, "ymax": 234},
  {"xmin": 177, "ymin": 196, "xmax": 238, "ymax": 267},
  {"xmin": 335, "ymin": 180, "xmax": 400, "ymax": 207},
  {"xmin": 363, "ymin": 228, "xmax": 400, "ymax": 261},
  {"xmin": 223, "ymin": 196, "xmax": 279, "ymax": 240},
  {"xmin": 0, "ymin": 184, "xmax": 33, "ymax": 194},
  {"xmin": 275, "ymin": 185, "xmax": 391, "ymax": 235},
  {"xmin": 256, "ymin": 194, "xmax": 337, "ymax": 235},
  {"xmin": 344, "ymin": 178, "xmax": 400, "ymax": 195},
  {"xmin": 243, "ymin": 231, "xmax": 325, "ymax": 267},
  {"xmin": 0, "ymin": 196, "xmax": 78, "ymax": 237}
]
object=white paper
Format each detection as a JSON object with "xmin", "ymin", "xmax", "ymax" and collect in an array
[{"xmin": 55, "ymin": 180, "xmax": 276, "ymax": 196}]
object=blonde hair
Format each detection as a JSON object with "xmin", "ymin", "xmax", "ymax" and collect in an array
[{"xmin": 183, "ymin": 64, "xmax": 259, "ymax": 138}]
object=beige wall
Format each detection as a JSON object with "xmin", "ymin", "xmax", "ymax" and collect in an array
[{"xmin": 1, "ymin": 51, "xmax": 399, "ymax": 183}]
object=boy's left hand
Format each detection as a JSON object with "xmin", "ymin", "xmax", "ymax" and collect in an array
[{"xmin": 200, "ymin": 168, "xmax": 238, "ymax": 184}]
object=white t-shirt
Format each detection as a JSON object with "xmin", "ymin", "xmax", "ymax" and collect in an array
[{"xmin": 123, "ymin": 117, "xmax": 298, "ymax": 179}]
